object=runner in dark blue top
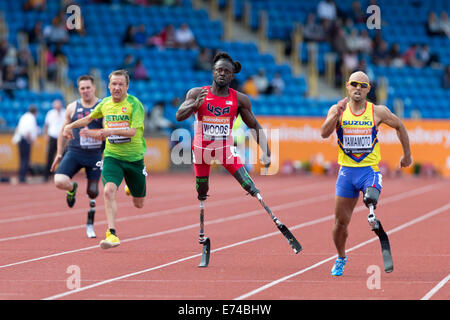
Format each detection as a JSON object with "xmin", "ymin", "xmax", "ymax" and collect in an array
[{"xmin": 50, "ymin": 75, "xmax": 104, "ymax": 238}]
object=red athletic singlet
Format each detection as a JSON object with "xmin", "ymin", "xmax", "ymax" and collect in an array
[{"xmin": 192, "ymin": 86, "xmax": 243, "ymax": 176}]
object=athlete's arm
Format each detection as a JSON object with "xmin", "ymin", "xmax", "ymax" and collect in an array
[
  {"xmin": 320, "ymin": 97, "xmax": 347, "ymax": 139},
  {"xmin": 237, "ymin": 92, "xmax": 271, "ymax": 167},
  {"xmin": 99, "ymin": 127, "xmax": 137, "ymax": 139},
  {"xmin": 63, "ymin": 113, "xmax": 94, "ymax": 140},
  {"xmin": 176, "ymin": 87, "xmax": 207, "ymax": 121},
  {"xmin": 375, "ymin": 105, "xmax": 412, "ymax": 167},
  {"xmin": 50, "ymin": 101, "xmax": 76, "ymax": 172}
]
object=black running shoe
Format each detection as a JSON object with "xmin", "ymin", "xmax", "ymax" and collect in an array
[{"xmin": 66, "ymin": 182, "xmax": 78, "ymax": 208}]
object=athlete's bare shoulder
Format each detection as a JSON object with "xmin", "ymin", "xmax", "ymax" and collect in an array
[
  {"xmin": 65, "ymin": 100, "xmax": 78, "ymax": 118},
  {"xmin": 235, "ymin": 90, "xmax": 251, "ymax": 110},
  {"xmin": 186, "ymin": 87, "xmax": 205, "ymax": 99}
]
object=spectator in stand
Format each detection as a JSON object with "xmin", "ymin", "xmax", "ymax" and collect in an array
[
  {"xmin": 1, "ymin": 65, "xmax": 18, "ymax": 99},
  {"xmin": 417, "ymin": 44, "xmax": 431, "ymax": 67},
  {"xmin": 350, "ymin": 1, "xmax": 365, "ymax": 23},
  {"xmin": 16, "ymin": 48, "xmax": 33, "ymax": 89},
  {"xmin": 121, "ymin": 54, "xmax": 135, "ymax": 76},
  {"xmin": 345, "ymin": 28, "xmax": 361, "ymax": 52},
  {"xmin": 343, "ymin": 17, "xmax": 354, "ymax": 36},
  {"xmin": 133, "ymin": 24, "xmax": 147, "ymax": 47},
  {"xmin": 358, "ymin": 30, "xmax": 373, "ymax": 55},
  {"xmin": 426, "ymin": 12, "xmax": 445, "ymax": 36},
  {"xmin": 175, "ymin": 23, "xmax": 197, "ymax": 49},
  {"xmin": 122, "ymin": 25, "xmax": 136, "ymax": 46},
  {"xmin": 43, "ymin": 15, "xmax": 69, "ymax": 46},
  {"xmin": 132, "ymin": 58, "xmax": 150, "ymax": 80},
  {"xmin": 253, "ymin": 68, "xmax": 270, "ymax": 94},
  {"xmin": 148, "ymin": 24, "xmax": 176, "ymax": 49},
  {"xmin": 442, "ymin": 65, "xmax": 450, "ymax": 89},
  {"xmin": 372, "ymin": 40, "xmax": 389, "ymax": 66},
  {"xmin": 28, "ymin": 21, "xmax": 45, "ymax": 44},
  {"xmin": 147, "ymin": 101, "xmax": 174, "ymax": 135},
  {"xmin": 343, "ymin": 50, "xmax": 359, "ymax": 72},
  {"xmin": 439, "ymin": 11, "xmax": 450, "ymax": 37},
  {"xmin": 388, "ymin": 43, "xmax": 404, "ymax": 67},
  {"xmin": 402, "ymin": 44, "xmax": 421, "ymax": 67},
  {"xmin": 242, "ymin": 76, "xmax": 258, "ymax": 98},
  {"xmin": 317, "ymin": 0, "xmax": 337, "ymax": 22},
  {"xmin": 194, "ymin": 47, "xmax": 213, "ymax": 71},
  {"xmin": 271, "ymin": 73, "xmax": 285, "ymax": 95},
  {"xmin": 303, "ymin": 13, "xmax": 325, "ymax": 42}
]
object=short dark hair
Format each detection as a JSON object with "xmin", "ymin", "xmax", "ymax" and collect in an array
[
  {"xmin": 77, "ymin": 75, "xmax": 95, "ymax": 85},
  {"xmin": 109, "ymin": 69, "xmax": 130, "ymax": 84},
  {"xmin": 213, "ymin": 51, "xmax": 241, "ymax": 74},
  {"xmin": 28, "ymin": 105, "xmax": 38, "ymax": 114}
]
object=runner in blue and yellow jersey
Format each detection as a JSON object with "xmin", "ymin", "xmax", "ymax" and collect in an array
[{"xmin": 320, "ymin": 71, "xmax": 412, "ymax": 276}]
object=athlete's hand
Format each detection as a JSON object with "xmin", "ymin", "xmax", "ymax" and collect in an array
[
  {"xmin": 50, "ymin": 154, "xmax": 63, "ymax": 173},
  {"xmin": 336, "ymin": 97, "xmax": 348, "ymax": 117},
  {"xmin": 62, "ymin": 125, "xmax": 74, "ymax": 140},
  {"xmin": 195, "ymin": 89, "xmax": 208, "ymax": 109},
  {"xmin": 400, "ymin": 154, "xmax": 412, "ymax": 168}
]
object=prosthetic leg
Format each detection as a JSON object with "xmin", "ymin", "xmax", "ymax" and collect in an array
[
  {"xmin": 86, "ymin": 180, "xmax": 98, "ymax": 239},
  {"xmin": 364, "ymin": 187, "xmax": 393, "ymax": 273},
  {"xmin": 233, "ymin": 167, "xmax": 302, "ymax": 254},
  {"xmin": 196, "ymin": 177, "xmax": 211, "ymax": 267}
]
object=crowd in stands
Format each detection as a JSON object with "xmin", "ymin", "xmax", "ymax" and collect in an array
[
  {"xmin": 291, "ymin": 0, "xmax": 450, "ymax": 94},
  {"xmin": 123, "ymin": 23, "xmax": 197, "ymax": 50}
]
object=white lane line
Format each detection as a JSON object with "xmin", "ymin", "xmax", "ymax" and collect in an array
[
  {"xmin": 0, "ymin": 194, "xmax": 332, "ymax": 269},
  {"xmin": 40, "ymin": 185, "xmax": 445, "ymax": 300},
  {"xmin": 234, "ymin": 203, "xmax": 450, "ymax": 300},
  {"xmin": 0, "ymin": 181, "xmax": 329, "ymax": 241},
  {"xmin": 420, "ymin": 273, "xmax": 450, "ymax": 300}
]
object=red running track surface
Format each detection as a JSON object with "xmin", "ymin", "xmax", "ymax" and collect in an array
[{"xmin": 0, "ymin": 173, "xmax": 448, "ymax": 300}]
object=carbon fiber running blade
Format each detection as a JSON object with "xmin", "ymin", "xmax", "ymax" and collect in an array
[
  {"xmin": 278, "ymin": 224, "xmax": 302, "ymax": 254},
  {"xmin": 198, "ymin": 238, "xmax": 210, "ymax": 268},
  {"xmin": 374, "ymin": 222, "xmax": 393, "ymax": 273}
]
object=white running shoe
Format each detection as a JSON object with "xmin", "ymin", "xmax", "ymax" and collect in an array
[{"xmin": 86, "ymin": 224, "xmax": 96, "ymax": 238}]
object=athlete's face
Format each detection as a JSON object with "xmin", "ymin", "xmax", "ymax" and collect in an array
[
  {"xmin": 78, "ymin": 80, "xmax": 96, "ymax": 102},
  {"xmin": 346, "ymin": 76, "xmax": 370, "ymax": 102},
  {"xmin": 109, "ymin": 75, "xmax": 129, "ymax": 101},
  {"xmin": 213, "ymin": 60, "xmax": 234, "ymax": 88}
]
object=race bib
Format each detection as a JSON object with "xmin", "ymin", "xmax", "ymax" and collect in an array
[
  {"xmin": 202, "ymin": 116, "xmax": 230, "ymax": 140},
  {"xmin": 342, "ymin": 127, "xmax": 372, "ymax": 154},
  {"xmin": 107, "ymin": 121, "xmax": 131, "ymax": 144}
]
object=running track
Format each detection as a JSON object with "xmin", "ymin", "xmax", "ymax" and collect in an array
[{"xmin": 0, "ymin": 173, "xmax": 448, "ymax": 300}]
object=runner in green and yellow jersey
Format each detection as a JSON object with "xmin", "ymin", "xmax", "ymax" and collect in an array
[{"xmin": 63, "ymin": 70, "xmax": 147, "ymax": 249}]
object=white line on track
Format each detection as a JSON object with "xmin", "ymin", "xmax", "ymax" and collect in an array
[
  {"xmin": 0, "ymin": 193, "xmax": 332, "ymax": 269},
  {"xmin": 420, "ymin": 273, "xmax": 450, "ymax": 300},
  {"xmin": 0, "ymin": 180, "xmax": 330, "ymax": 241},
  {"xmin": 40, "ymin": 184, "xmax": 446, "ymax": 300},
  {"xmin": 234, "ymin": 202, "xmax": 450, "ymax": 300}
]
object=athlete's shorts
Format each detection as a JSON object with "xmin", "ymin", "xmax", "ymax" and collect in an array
[
  {"xmin": 336, "ymin": 166, "xmax": 383, "ymax": 198},
  {"xmin": 101, "ymin": 156, "xmax": 147, "ymax": 198},
  {"xmin": 192, "ymin": 144, "xmax": 244, "ymax": 177},
  {"xmin": 56, "ymin": 149, "xmax": 102, "ymax": 180}
]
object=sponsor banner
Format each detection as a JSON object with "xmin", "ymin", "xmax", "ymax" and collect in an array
[
  {"xmin": 254, "ymin": 117, "xmax": 450, "ymax": 177},
  {"xmin": 0, "ymin": 134, "xmax": 170, "ymax": 173},
  {"xmin": 144, "ymin": 136, "xmax": 170, "ymax": 172}
]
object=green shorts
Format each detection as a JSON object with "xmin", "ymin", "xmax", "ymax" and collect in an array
[{"xmin": 101, "ymin": 156, "xmax": 147, "ymax": 198}]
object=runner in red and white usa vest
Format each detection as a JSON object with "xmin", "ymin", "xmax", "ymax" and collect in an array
[{"xmin": 176, "ymin": 51, "xmax": 271, "ymax": 201}]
